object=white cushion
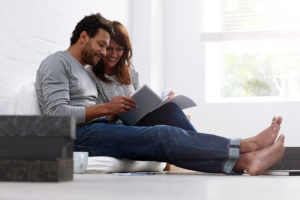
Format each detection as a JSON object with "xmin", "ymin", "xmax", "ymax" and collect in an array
[
  {"xmin": 87, "ymin": 156, "xmax": 166, "ymax": 173},
  {"xmin": 0, "ymin": 95, "xmax": 18, "ymax": 114},
  {"xmin": 3, "ymin": 82, "xmax": 166, "ymax": 173},
  {"xmin": 15, "ymin": 82, "xmax": 42, "ymax": 115}
]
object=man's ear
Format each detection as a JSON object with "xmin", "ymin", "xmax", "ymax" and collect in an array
[{"xmin": 79, "ymin": 31, "xmax": 89, "ymax": 44}]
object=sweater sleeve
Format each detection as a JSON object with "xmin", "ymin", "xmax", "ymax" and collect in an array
[{"xmin": 36, "ymin": 58, "xmax": 86, "ymax": 123}]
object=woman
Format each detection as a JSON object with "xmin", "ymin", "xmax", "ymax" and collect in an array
[{"xmin": 86, "ymin": 21, "xmax": 194, "ymax": 131}]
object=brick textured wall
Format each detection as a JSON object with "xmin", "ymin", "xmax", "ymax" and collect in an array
[{"xmin": 0, "ymin": 0, "xmax": 131, "ymax": 106}]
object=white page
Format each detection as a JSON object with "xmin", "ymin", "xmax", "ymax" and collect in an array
[
  {"xmin": 150, "ymin": 95, "xmax": 197, "ymax": 112},
  {"xmin": 118, "ymin": 85, "xmax": 197, "ymax": 125},
  {"xmin": 118, "ymin": 85, "xmax": 162, "ymax": 125}
]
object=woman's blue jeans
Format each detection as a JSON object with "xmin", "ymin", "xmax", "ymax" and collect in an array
[
  {"xmin": 75, "ymin": 103, "xmax": 240, "ymax": 174},
  {"xmin": 135, "ymin": 102, "xmax": 196, "ymax": 131}
]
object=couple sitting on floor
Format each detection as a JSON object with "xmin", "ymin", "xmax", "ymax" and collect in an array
[{"xmin": 35, "ymin": 13, "xmax": 285, "ymax": 175}]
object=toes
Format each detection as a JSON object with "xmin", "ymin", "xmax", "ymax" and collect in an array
[
  {"xmin": 271, "ymin": 123, "xmax": 279, "ymax": 133},
  {"xmin": 277, "ymin": 116, "xmax": 283, "ymax": 126},
  {"xmin": 271, "ymin": 116, "xmax": 278, "ymax": 125},
  {"xmin": 277, "ymin": 134, "xmax": 285, "ymax": 143}
]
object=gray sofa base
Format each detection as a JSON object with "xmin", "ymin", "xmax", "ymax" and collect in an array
[{"xmin": 269, "ymin": 147, "xmax": 300, "ymax": 175}]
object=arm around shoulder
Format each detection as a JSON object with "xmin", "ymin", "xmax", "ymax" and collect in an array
[{"xmin": 130, "ymin": 66, "xmax": 140, "ymax": 90}]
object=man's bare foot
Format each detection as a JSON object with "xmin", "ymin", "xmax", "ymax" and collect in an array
[
  {"xmin": 236, "ymin": 134, "xmax": 285, "ymax": 175},
  {"xmin": 240, "ymin": 116, "xmax": 282, "ymax": 153}
]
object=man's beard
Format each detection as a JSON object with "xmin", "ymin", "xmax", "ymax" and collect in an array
[{"xmin": 82, "ymin": 42, "xmax": 100, "ymax": 66}]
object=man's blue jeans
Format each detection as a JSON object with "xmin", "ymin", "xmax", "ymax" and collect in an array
[{"xmin": 75, "ymin": 103, "xmax": 240, "ymax": 174}]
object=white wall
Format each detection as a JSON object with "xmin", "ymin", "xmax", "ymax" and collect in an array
[
  {"xmin": 131, "ymin": 0, "xmax": 166, "ymax": 94},
  {"xmin": 165, "ymin": 0, "xmax": 204, "ymax": 102},
  {"xmin": 164, "ymin": 0, "xmax": 300, "ymax": 146},
  {"xmin": 131, "ymin": 0, "xmax": 152, "ymax": 88},
  {"xmin": 0, "ymin": 0, "xmax": 132, "ymax": 105}
]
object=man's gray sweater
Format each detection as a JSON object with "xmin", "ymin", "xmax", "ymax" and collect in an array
[{"xmin": 35, "ymin": 50, "xmax": 97, "ymax": 124}]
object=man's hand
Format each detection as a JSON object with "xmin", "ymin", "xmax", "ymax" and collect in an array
[
  {"xmin": 106, "ymin": 114, "xmax": 119, "ymax": 122},
  {"xmin": 105, "ymin": 96, "xmax": 137, "ymax": 115},
  {"xmin": 85, "ymin": 96, "xmax": 136, "ymax": 122}
]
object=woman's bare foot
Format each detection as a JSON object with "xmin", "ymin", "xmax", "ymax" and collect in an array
[
  {"xmin": 235, "ymin": 134, "xmax": 285, "ymax": 175},
  {"xmin": 240, "ymin": 116, "xmax": 282, "ymax": 153}
]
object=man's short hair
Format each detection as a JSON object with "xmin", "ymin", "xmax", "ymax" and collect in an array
[{"xmin": 70, "ymin": 13, "xmax": 112, "ymax": 45}]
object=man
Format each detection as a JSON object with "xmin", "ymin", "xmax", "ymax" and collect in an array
[{"xmin": 35, "ymin": 13, "xmax": 285, "ymax": 175}]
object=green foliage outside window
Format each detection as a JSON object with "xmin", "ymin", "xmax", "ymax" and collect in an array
[{"xmin": 222, "ymin": 52, "xmax": 300, "ymax": 97}]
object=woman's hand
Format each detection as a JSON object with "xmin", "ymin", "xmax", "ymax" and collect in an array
[
  {"xmin": 161, "ymin": 89, "xmax": 175, "ymax": 101},
  {"xmin": 165, "ymin": 91, "xmax": 175, "ymax": 101}
]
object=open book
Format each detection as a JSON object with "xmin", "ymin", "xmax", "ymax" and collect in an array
[{"xmin": 118, "ymin": 85, "xmax": 197, "ymax": 125}]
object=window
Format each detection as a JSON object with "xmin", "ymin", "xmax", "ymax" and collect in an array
[{"xmin": 202, "ymin": 0, "xmax": 300, "ymax": 102}]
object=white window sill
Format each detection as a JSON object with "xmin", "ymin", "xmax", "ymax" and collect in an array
[{"xmin": 206, "ymin": 96, "xmax": 300, "ymax": 103}]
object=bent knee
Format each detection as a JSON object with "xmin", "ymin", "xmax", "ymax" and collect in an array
[
  {"xmin": 152, "ymin": 125, "xmax": 183, "ymax": 138},
  {"xmin": 160, "ymin": 102, "xmax": 181, "ymax": 111}
]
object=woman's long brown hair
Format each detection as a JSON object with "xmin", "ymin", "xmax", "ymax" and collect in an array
[{"xmin": 92, "ymin": 21, "xmax": 132, "ymax": 85}]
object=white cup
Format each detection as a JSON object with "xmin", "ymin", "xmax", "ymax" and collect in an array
[{"xmin": 73, "ymin": 152, "xmax": 89, "ymax": 174}]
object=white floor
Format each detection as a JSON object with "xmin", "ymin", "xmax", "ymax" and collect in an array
[{"xmin": 0, "ymin": 172, "xmax": 300, "ymax": 200}]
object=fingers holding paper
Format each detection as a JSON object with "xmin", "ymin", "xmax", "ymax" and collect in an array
[
  {"xmin": 161, "ymin": 89, "xmax": 175, "ymax": 101},
  {"xmin": 106, "ymin": 96, "xmax": 137, "ymax": 115},
  {"xmin": 166, "ymin": 91, "xmax": 175, "ymax": 101}
]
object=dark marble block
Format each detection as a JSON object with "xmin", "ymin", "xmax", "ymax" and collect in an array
[
  {"xmin": 0, "ymin": 158, "xmax": 73, "ymax": 182},
  {"xmin": 0, "ymin": 137, "xmax": 73, "ymax": 159},
  {"xmin": 0, "ymin": 116, "xmax": 76, "ymax": 139},
  {"xmin": 269, "ymin": 147, "xmax": 300, "ymax": 170},
  {"xmin": 0, "ymin": 116, "xmax": 75, "ymax": 182}
]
